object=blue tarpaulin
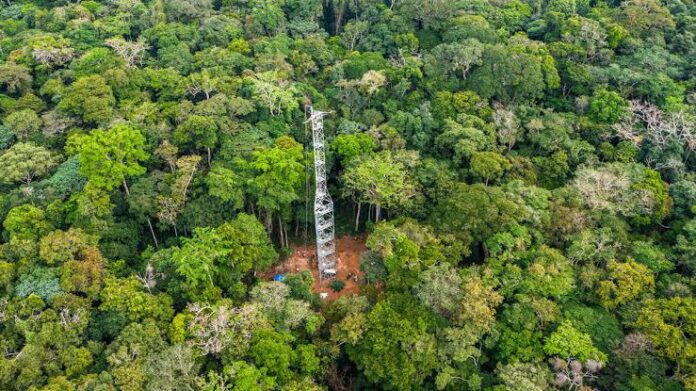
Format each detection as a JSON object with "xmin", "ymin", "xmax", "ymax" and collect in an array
[{"xmin": 274, "ymin": 274, "xmax": 286, "ymax": 282}]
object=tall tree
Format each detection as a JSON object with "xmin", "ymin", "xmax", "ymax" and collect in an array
[
  {"xmin": 174, "ymin": 115, "xmax": 218, "ymax": 165},
  {"xmin": 347, "ymin": 293, "xmax": 438, "ymax": 390},
  {"xmin": 242, "ymin": 136, "xmax": 304, "ymax": 245},
  {"xmin": 67, "ymin": 125, "xmax": 156, "ymax": 244},
  {"xmin": 67, "ymin": 124, "xmax": 148, "ymax": 193},
  {"xmin": 342, "ymin": 150, "xmax": 419, "ymax": 224},
  {"xmin": 57, "ymin": 75, "xmax": 116, "ymax": 126}
]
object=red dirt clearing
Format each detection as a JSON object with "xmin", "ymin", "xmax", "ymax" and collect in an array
[{"xmin": 262, "ymin": 236, "xmax": 367, "ymax": 301}]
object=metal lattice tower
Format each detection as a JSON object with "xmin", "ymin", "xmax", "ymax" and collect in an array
[{"xmin": 309, "ymin": 107, "xmax": 337, "ymax": 280}]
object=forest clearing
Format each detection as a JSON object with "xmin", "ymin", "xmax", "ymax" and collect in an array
[
  {"xmin": 0, "ymin": 0, "xmax": 694, "ymax": 390},
  {"xmin": 262, "ymin": 236, "xmax": 367, "ymax": 301}
]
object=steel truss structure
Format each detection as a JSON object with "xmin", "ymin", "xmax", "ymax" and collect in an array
[{"xmin": 309, "ymin": 107, "xmax": 337, "ymax": 280}]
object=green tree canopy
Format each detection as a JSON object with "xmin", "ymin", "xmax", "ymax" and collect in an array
[{"xmin": 67, "ymin": 124, "xmax": 148, "ymax": 191}]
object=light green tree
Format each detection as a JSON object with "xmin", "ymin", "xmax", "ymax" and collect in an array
[
  {"xmin": 58, "ymin": 75, "xmax": 116, "ymax": 125},
  {"xmin": 247, "ymin": 71, "xmax": 298, "ymax": 116},
  {"xmin": 0, "ymin": 62, "xmax": 32, "ymax": 95},
  {"xmin": 67, "ymin": 124, "xmax": 148, "ymax": 193},
  {"xmin": 206, "ymin": 165, "xmax": 245, "ymax": 209},
  {"xmin": 469, "ymin": 151, "xmax": 511, "ymax": 185},
  {"xmin": 174, "ymin": 115, "xmax": 218, "ymax": 165},
  {"xmin": 494, "ymin": 362, "xmax": 552, "ymax": 391},
  {"xmin": 544, "ymin": 320, "xmax": 607, "ymax": 363},
  {"xmin": 632, "ymin": 297, "xmax": 696, "ymax": 380},
  {"xmin": 3, "ymin": 109, "xmax": 42, "ymax": 140},
  {"xmin": 168, "ymin": 214, "xmax": 277, "ymax": 298},
  {"xmin": 242, "ymin": 136, "xmax": 304, "ymax": 245},
  {"xmin": 342, "ymin": 150, "xmax": 418, "ymax": 224},
  {"xmin": 347, "ymin": 293, "xmax": 438, "ymax": 390},
  {"xmin": 0, "ymin": 142, "xmax": 60, "ymax": 185},
  {"xmin": 597, "ymin": 259, "xmax": 654, "ymax": 310}
]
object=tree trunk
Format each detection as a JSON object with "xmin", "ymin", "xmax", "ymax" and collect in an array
[
  {"xmin": 265, "ymin": 212, "xmax": 273, "ymax": 238},
  {"xmin": 375, "ymin": 204, "xmax": 381, "ymax": 222},
  {"xmin": 173, "ymin": 224, "xmax": 178, "ymax": 237},
  {"xmin": 335, "ymin": 11, "xmax": 343, "ymax": 35},
  {"xmin": 278, "ymin": 215, "xmax": 285, "ymax": 247},
  {"xmin": 355, "ymin": 202, "xmax": 361, "ymax": 232},
  {"xmin": 146, "ymin": 217, "xmax": 159, "ymax": 248},
  {"xmin": 207, "ymin": 147, "xmax": 212, "ymax": 166},
  {"xmin": 124, "ymin": 178, "xmax": 158, "ymax": 248}
]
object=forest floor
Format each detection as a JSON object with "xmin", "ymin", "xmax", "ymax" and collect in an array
[{"xmin": 262, "ymin": 236, "xmax": 367, "ymax": 301}]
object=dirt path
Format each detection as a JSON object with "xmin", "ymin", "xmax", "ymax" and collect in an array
[{"xmin": 262, "ymin": 236, "xmax": 367, "ymax": 301}]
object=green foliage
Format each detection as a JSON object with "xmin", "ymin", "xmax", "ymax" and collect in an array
[
  {"xmin": 467, "ymin": 44, "xmax": 548, "ymax": 101},
  {"xmin": 563, "ymin": 304, "xmax": 623, "ymax": 354},
  {"xmin": 39, "ymin": 228, "xmax": 96, "ymax": 265},
  {"xmin": 495, "ymin": 362, "xmax": 552, "ymax": 391},
  {"xmin": 676, "ymin": 218, "xmax": 696, "ymax": 273},
  {"xmin": 631, "ymin": 168, "xmax": 672, "ymax": 226},
  {"xmin": 435, "ymin": 117, "xmax": 494, "ymax": 165},
  {"xmin": 597, "ymin": 260, "xmax": 654, "ymax": 310},
  {"xmin": 4, "ymin": 204, "xmax": 54, "ymax": 240},
  {"xmin": 588, "ymin": 89, "xmax": 628, "ymax": 123},
  {"xmin": 0, "ymin": 125, "xmax": 14, "ymax": 149},
  {"xmin": 67, "ymin": 124, "xmax": 147, "ymax": 191},
  {"xmin": 670, "ymin": 180, "xmax": 696, "ymax": 219},
  {"xmin": 544, "ymin": 320, "xmax": 608, "ymax": 363},
  {"xmin": 249, "ymin": 329, "xmax": 296, "ymax": 383},
  {"xmin": 360, "ymin": 250, "xmax": 387, "ymax": 284},
  {"xmin": 629, "ymin": 241, "xmax": 673, "ymax": 273},
  {"xmin": 247, "ymin": 71, "xmax": 298, "ymax": 116},
  {"xmin": 331, "ymin": 133, "xmax": 377, "ymax": 162},
  {"xmin": 205, "ymin": 165, "xmax": 244, "ymax": 209},
  {"xmin": 212, "ymin": 361, "xmax": 275, "ymax": 391},
  {"xmin": 469, "ymin": 151, "xmax": 511, "ymax": 184},
  {"xmin": 0, "ymin": 0, "xmax": 694, "ymax": 389},
  {"xmin": 431, "ymin": 183, "xmax": 520, "ymax": 255},
  {"xmin": 330, "ymin": 279, "xmax": 345, "ymax": 292},
  {"xmin": 342, "ymin": 150, "xmax": 418, "ymax": 219},
  {"xmin": 242, "ymin": 136, "xmax": 305, "ymax": 215},
  {"xmin": 424, "ymin": 40, "xmax": 484, "ymax": 82},
  {"xmin": 70, "ymin": 48, "xmax": 123, "ymax": 77},
  {"xmin": 57, "ymin": 75, "xmax": 115, "ymax": 125},
  {"xmin": 174, "ymin": 114, "xmax": 218, "ymax": 155},
  {"xmin": 15, "ymin": 268, "xmax": 61, "ymax": 302},
  {"xmin": 0, "ymin": 63, "xmax": 32, "ymax": 95},
  {"xmin": 493, "ymin": 300, "xmax": 547, "ymax": 363},
  {"xmin": 0, "ymin": 142, "xmax": 60, "ymax": 185},
  {"xmin": 99, "ymin": 276, "xmax": 174, "ymax": 325},
  {"xmin": 521, "ymin": 246, "xmax": 575, "ymax": 298},
  {"xmin": 347, "ymin": 293, "xmax": 438, "ymax": 390},
  {"xmin": 3, "ymin": 109, "xmax": 41, "ymax": 140},
  {"xmin": 367, "ymin": 220, "xmax": 445, "ymax": 288},
  {"xmin": 167, "ymin": 214, "xmax": 277, "ymax": 298},
  {"xmin": 35, "ymin": 155, "xmax": 86, "ymax": 199},
  {"xmin": 632, "ymin": 297, "xmax": 696, "ymax": 376}
]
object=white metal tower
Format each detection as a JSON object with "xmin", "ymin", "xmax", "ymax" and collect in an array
[{"xmin": 309, "ymin": 107, "xmax": 337, "ymax": 280}]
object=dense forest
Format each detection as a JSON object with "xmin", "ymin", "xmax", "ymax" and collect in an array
[{"xmin": 0, "ymin": 0, "xmax": 695, "ymax": 390}]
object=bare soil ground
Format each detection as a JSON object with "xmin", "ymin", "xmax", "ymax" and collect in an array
[{"xmin": 262, "ymin": 236, "xmax": 367, "ymax": 301}]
